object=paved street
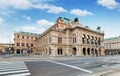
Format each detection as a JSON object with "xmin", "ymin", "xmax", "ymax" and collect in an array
[
  {"xmin": 0, "ymin": 61, "xmax": 30, "ymax": 76},
  {"xmin": 0, "ymin": 55, "xmax": 120, "ymax": 76},
  {"xmin": 25, "ymin": 56, "xmax": 120, "ymax": 76}
]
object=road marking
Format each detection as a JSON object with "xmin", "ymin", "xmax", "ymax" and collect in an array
[
  {"xmin": 6, "ymin": 73, "xmax": 31, "ymax": 76},
  {"xmin": 0, "ymin": 70, "xmax": 29, "ymax": 75},
  {"xmin": 46, "ymin": 60, "xmax": 93, "ymax": 73},
  {"xmin": 0, "ymin": 68, "xmax": 27, "ymax": 71},
  {"xmin": 0, "ymin": 61, "xmax": 31, "ymax": 76}
]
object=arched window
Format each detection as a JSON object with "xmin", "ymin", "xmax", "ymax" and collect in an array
[
  {"xmin": 91, "ymin": 36, "xmax": 94, "ymax": 45},
  {"xmin": 98, "ymin": 38, "xmax": 101, "ymax": 45},
  {"xmin": 87, "ymin": 35, "xmax": 90, "ymax": 44},
  {"xmin": 95, "ymin": 37, "xmax": 98, "ymax": 46},
  {"xmin": 82, "ymin": 34, "xmax": 86, "ymax": 44}
]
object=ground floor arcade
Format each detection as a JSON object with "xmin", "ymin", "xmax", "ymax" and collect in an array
[{"xmin": 35, "ymin": 45, "xmax": 104, "ymax": 56}]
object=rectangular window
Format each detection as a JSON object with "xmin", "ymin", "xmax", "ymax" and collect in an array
[
  {"xmin": 58, "ymin": 37, "xmax": 62, "ymax": 43},
  {"xmin": 17, "ymin": 35, "xmax": 19, "ymax": 38},
  {"xmin": 73, "ymin": 37, "xmax": 76, "ymax": 43},
  {"xmin": 31, "ymin": 44, "xmax": 33, "ymax": 47},
  {"xmin": 26, "ymin": 43, "xmax": 28, "ymax": 47},
  {"xmin": 49, "ymin": 37, "xmax": 51, "ymax": 43},
  {"xmin": 22, "ymin": 36, "xmax": 24, "ymax": 39},
  {"xmin": 31, "ymin": 37, "xmax": 33, "ymax": 39},
  {"xmin": 27, "ymin": 36, "xmax": 29, "ymax": 39},
  {"xmin": 17, "ymin": 43, "xmax": 20, "ymax": 46},
  {"xmin": 22, "ymin": 43, "xmax": 24, "ymax": 47}
]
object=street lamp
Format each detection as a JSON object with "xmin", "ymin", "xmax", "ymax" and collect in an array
[{"xmin": 7, "ymin": 35, "xmax": 11, "ymax": 54}]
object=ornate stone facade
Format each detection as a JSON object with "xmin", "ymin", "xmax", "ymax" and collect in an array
[
  {"xmin": 14, "ymin": 31, "xmax": 40, "ymax": 54},
  {"xmin": 35, "ymin": 17, "xmax": 104, "ymax": 56},
  {"xmin": 104, "ymin": 37, "xmax": 120, "ymax": 55}
]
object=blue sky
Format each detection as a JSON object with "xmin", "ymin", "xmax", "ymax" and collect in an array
[{"xmin": 0, "ymin": 0, "xmax": 120, "ymax": 43}]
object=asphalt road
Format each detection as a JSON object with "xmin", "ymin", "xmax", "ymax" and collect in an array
[
  {"xmin": 25, "ymin": 56, "xmax": 120, "ymax": 76},
  {"xmin": 0, "ymin": 56, "xmax": 120, "ymax": 76},
  {"xmin": 26, "ymin": 60, "xmax": 89, "ymax": 76}
]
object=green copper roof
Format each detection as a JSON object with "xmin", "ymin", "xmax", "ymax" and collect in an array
[
  {"xmin": 17, "ymin": 31, "xmax": 41, "ymax": 36},
  {"xmin": 105, "ymin": 37, "xmax": 119, "ymax": 41},
  {"xmin": 62, "ymin": 18, "xmax": 70, "ymax": 24},
  {"xmin": 58, "ymin": 17, "xmax": 70, "ymax": 24}
]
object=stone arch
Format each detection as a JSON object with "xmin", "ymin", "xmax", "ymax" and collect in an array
[
  {"xmin": 16, "ymin": 49, "xmax": 20, "ymax": 54},
  {"xmin": 83, "ymin": 48, "xmax": 86, "ymax": 56},
  {"xmin": 91, "ymin": 36, "xmax": 94, "ymax": 45},
  {"xmin": 91, "ymin": 48, "xmax": 94, "ymax": 56},
  {"xmin": 72, "ymin": 47, "xmax": 77, "ymax": 55},
  {"xmin": 82, "ymin": 34, "xmax": 86, "ymax": 44},
  {"xmin": 87, "ymin": 35, "xmax": 90, "ymax": 44},
  {"xmin": 87, "ymin": 48, "xmax": 90, "ymax": 55}
]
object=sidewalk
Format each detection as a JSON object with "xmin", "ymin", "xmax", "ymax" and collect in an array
[{"xmin": 1, "ymin": 54, "xmax": 120, "ymax": 61}]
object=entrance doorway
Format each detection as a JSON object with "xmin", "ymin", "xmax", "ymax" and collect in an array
[
  {"xmin": 58, "ymin": 48, "xmax": 62, "ymax": 55},
  {"xmin": 16, "ymin": 49, "xmax": 20, "ymax": 54},
  {"xmin": 83, "ymin": 48, "xmax": 86, "ymax": 55},
  {"xmin": 72, "ymin": 47, "xmax": 77, "ymax": 55}
]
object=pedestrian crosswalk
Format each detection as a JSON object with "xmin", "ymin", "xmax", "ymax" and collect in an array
[{"xmin": 0, "ymin": 61, "xmax": 31, "ymax": 76}]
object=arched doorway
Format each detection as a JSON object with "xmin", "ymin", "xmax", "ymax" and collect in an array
[
  {"xmin": 83, "ymin": 48, "xmax": 86, "ymax": 56},
  {"xmin": 72, "ymin": 47, "xmax": 77, "ymax": 55},
  {"xmin": 91, "ymin": 48, "xmax": 94, "ymax": 56},
  {"xmin": 58, "ymin": 48, "xmax": 62, "ymax": 55},
  {"xmin": 87, "ymin": 48, "xmax": 90, "ymax": 55},
  {"xmin": 16, "ymin": 49, "xmax": 20, "ymax": 54}
]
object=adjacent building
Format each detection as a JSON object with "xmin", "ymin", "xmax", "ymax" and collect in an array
[
  {"xmin": 35, "ymin": 17, "xmax": 104, "ymax": 56},
  {"xmin": 104, "ymin": 37, "xmax": 120, "ymax": 55},
  {"xmin": 0, "ymin": 43, "xmax": 14, "ymax": 54},
  {"xmin": 14, "ymin": 31, "xmax": 40, "ymax": 54}
]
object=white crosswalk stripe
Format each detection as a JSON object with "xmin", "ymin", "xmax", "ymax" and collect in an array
[{"xmin": 0, "ymin": 61, "xmax": 31, "ymax": 76}]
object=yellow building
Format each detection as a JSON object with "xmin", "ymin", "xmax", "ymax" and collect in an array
[
  {"xmin": 35, "ymin": 17, "xmax": 104, "ymax": 56},
  {"xmin": 14, "ymin": 31, "xmax": 40, "ymax": 54},
  {"xmin": 0, "ymin": 43, "xmax": 14, "ymax": 54}
]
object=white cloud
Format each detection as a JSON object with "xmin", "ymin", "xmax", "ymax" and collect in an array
[
  {"xmin": 0, "ymin": 10, "xmax": 16, "ymax": 17},
  {"xmin": 70, "ymin": 9, "xmax": 93, "ymax": 16},
  {"xmin": 46, "ymin": 5, "xmax": 68, "ymax": 14},
  {"xmin": 0, "ymin": 0, "xmax": 67, "ymax": 14},
  {"xmin": 37, "ymin": 19, "xmax": 54, "ymax": 27},
  {"xmin": 97, "ymin": 0, "xmax": 119, "ymax": 9},
  {"xmin": 0, "ymin": 0, "xmax": 32, "ymax": 9},
  {"xmin": 22, "ymin": 15, "xmax": 31, "ymax": 20},
  {"xmin": 0, "ymin": 17, "xmax": 4, "ymax": 24},
  {"xmin": 33, "ymin": 4, "xmax": 67, "ymax": 14},
  {"xmin": 14, "ymin": 19, "xmax": 54, "ymax": 34},
  {"xmin": 0, "ymin": 25, "xmax": 14, "ymax": 43}
]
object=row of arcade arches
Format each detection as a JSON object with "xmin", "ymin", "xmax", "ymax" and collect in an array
[{"xmin": 57, "ymin": 47, "xmax": 101, "ymax": 56}]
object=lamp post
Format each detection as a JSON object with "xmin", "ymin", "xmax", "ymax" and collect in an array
[{"xmin": 7, "ymin": 35, "xmax": 11, "ymax": 54}]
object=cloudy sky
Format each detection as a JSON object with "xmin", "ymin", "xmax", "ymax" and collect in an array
[{"xmin": 0, "ymin": 0, "xmax": 120, "ymax": 43}]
